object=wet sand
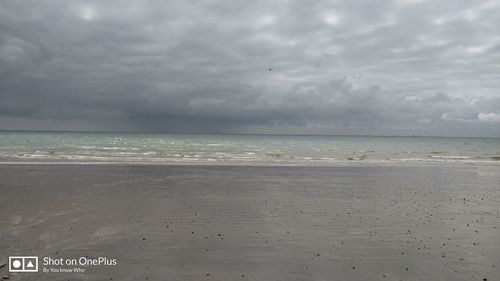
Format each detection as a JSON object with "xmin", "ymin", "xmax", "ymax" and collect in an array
[{"xmin": 0, "ymin": 164, "xmax": 499, "ymax": 280}]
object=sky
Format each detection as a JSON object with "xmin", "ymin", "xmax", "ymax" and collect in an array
[{"xmin": 1, "ymin": 0, "xmax": 499, "ymax": 137}]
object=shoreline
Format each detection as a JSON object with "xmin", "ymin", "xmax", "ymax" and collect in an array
[{"xmin": 1, "ymin": 159, "xmax": 499, "ymax": 167}]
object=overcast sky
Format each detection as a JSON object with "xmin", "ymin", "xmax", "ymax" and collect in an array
[{"xmin": 1, "ymin": 0, "xmax": 499, "ymax": 136}]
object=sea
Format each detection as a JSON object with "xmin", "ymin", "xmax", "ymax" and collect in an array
[{"xmin": 0, "ymin": 131, "xmax": 499, "ymax": 165}]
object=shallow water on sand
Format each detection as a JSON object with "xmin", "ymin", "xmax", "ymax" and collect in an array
[{"xmin": 1, "ymin": 165, "xmax": 499, "ymax": 280}]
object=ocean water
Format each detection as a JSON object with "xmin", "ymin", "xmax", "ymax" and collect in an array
[{"xmin": 0, "ymin": 131, "xmax": 499, "ymax": 165}]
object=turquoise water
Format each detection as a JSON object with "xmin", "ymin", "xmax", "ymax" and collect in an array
[{"xmin": 0, "ymin": 131, "xmax": 499, "ymax": 164}]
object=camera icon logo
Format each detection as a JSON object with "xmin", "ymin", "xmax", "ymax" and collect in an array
[{"xmin": 9, "ymin": 256, "xmax": 38, "ymax": 272}]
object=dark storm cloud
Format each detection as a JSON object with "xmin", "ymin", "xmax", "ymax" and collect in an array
[{"xmin": 1, "ymin": 0, "xmax": 499, "ymax": 136}]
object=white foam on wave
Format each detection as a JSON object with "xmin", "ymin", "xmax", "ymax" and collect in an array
[
  {"xmin": 2, "ymin": 153, "xmax": 491, "ymax": 164},
  {"xmin": 428, "ymin": 155, "xmax": 473, "ymax": 160},
  {"xmin": 99, "ymin": 146, "xmax": 134, "ymax": 150},
  {"xmin": 80, "ymin": 146, "xmax": 96, "ymax": 149}
]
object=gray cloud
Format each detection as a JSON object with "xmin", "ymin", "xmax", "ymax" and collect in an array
[{"xmin": 1, "ymin": 0, "xmax": 499, "ymax": 136}]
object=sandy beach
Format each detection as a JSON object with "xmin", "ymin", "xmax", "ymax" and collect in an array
[{"xmin": 0, "ymin": 164, "xmax": 499, "ymax": 281}]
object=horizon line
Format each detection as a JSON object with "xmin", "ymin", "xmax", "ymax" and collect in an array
[{"xmin": 0, "ymin": 129, "xmax": 499, "ymax": 139}]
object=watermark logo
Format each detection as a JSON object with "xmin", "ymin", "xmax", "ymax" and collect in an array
[
  {"xmin": 9, "ymin": 256, "xmax": 38, "ymax": 272},
  {"xmin": 7, "ymin": 255, "xmax": 117, "ymax": 274}
]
